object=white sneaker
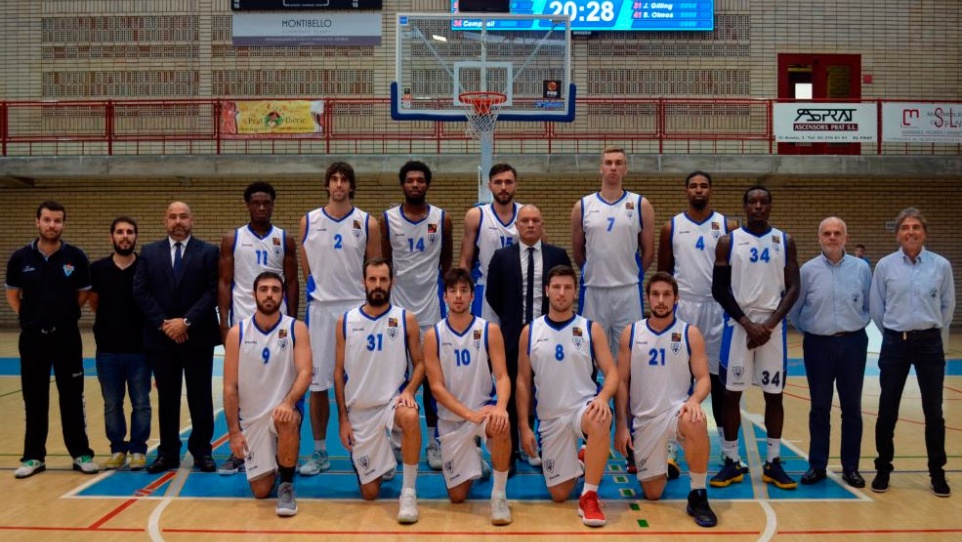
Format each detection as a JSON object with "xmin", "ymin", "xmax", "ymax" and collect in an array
[
  {"xmin": 521, "ymin": 448, "xmax": 542, "ymax": 468},
  {"xmin": 299, "ymin": 451, "xmax": 330, "ymax": 476},
  {"xmin": 490, "ymin": 491, "xmax": 512, "ymax": 526},
  {"xmin": 397, "ymin": 488, "xmax": 419, "ymax": 524},
  {"xmin": 73, "ymin": 455, "xmax": 100, "ymax": 474},
  {"xmin": 275, "ymin": 482, "xmax": 298, "ymax": 517},
  {"xmin": 14, "ymin": 460, "xmax": 45, "ymax": 479},
  {"xmin": 427, "ymin": 442, "xmax": 443, "ymax": 471}
]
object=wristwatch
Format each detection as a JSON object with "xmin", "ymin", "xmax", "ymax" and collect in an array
[{"xmin": 184, "ymin": 318, "xmax": 192, "ymax": 327}]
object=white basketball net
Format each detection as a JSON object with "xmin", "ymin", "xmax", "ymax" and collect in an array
[{"xmin": 460, "ymin": 93, "xmax": 506, "ymax": 139}]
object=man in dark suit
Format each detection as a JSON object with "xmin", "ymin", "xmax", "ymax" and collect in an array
[
  {"xmin": 133, "ymin": 201, "xmax": 220, "ymax": 473},
  {"xmin": 486, "ymin": 204, "xmax": 571, "ymax": 471}
]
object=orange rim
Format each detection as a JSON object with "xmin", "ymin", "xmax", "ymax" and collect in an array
[{"xmin": 459, "ymin": 92, "xmax": 507, "ymax": 116}]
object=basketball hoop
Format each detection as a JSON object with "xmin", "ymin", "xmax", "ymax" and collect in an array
[{"xmin": 459, "ymin": 91, "xmax": 508, "ymax": 138}]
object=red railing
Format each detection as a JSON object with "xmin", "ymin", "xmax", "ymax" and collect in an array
[{"xmin": 0, "ymin": 97, "xmax": 959, "ymax": 156}]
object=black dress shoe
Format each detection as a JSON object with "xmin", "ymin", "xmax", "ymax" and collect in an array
[
  {"xmin": 800, "ymin": 467, "xmax": 827, "ymax": 485},
  {"xmin": 842, "ymin": 470, "xmax": 866, "ymax": 488},
  {"xmin": 146, "ymin": 456, "xmax": 180, "ymax": 474},
  {"xmin": 195, "ymin": 455, "xmax": 217, "ymax": 472}
]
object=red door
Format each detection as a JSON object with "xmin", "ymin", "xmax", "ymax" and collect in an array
[{"xmin": 777, "ymin": 54, "xmax": 862, "ymax": 155}]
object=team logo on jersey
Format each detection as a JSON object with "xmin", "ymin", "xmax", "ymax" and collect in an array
[
  {"xmin": 444, "ymin": 460, "xmax": 454, "ymax": 474},
  {"xmin": 427, "ymin": 223, "xmax": 439, "ymax": 244},
  {"xmin": 852, "ymin": 293, "xmax": 860, "ymax": 305},
  {"xmin": 272, "ymin": 236, "xmax": 282, "ymax": 255},
  {"xmin": 670, "ymin": 332, "xmax": 682, "ymax": 354},
  {"xmin": 771, "ymin": 234, "xmax": 781, "ymax": 254},
  {"xmin": 278, "ymin": 329, "xmax": 289, "ymax": 350},
  {"xmin": 930, "ymin": 288, "xmax": 938, "ymax": 299},
  {"xmin": 63, "ymin": 264, "xmax": 75, "ymax": 277},
  {"xmin": 358, "ymin": 455, "xmax": 370, "ymax": 470},
  {"xmin": 732, "ymin": 366, "xmax": 745, "ymax": 381},
  {"xmin": 571, "ymin": 326, "xmax": 584, "ymax": 349},
  {"xmin": 637, "ymin": 457, "xmax": 648, "ymax": 472},
  {"xmin": 624, "ymin": 201, "xmax": 635, "ymax": 219},
  {"xmin": 473, "ymin": 329, "xmax": 482, "ymax": 350},
  {"xmin": 544, "ymin": 458, "xmax": 555, "ymax": 474},
  {"xmin": 352, "ymin": 220, "xmax": 363, "ymax": 239},
  {"xmin": 387, "ymin": 317, "xmax": 399, "ymax": 339},
  {"xmin": 711, "ymin": 221, "xmax": 722, "ymax": 239}
]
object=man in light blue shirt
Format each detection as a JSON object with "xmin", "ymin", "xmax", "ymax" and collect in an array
[
  {"xmin": 869, "ymin": 207, "xmax": 955, "ymax": 498},
  {"xmin": 789, "ymin": 217, "xmax": 871, "ymax": 488}
]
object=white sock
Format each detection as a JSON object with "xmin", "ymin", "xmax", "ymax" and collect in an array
[
  {"xmin": 581, "ymin": 482, "xmax": 599, "ymax": 496},
  {"xmin": 402, "ymin": 463, "xmax": 418, "ymax": 491},
  {"xmin": 723, "ymin": 439, "xmax": 740, "ymax": 462},
  {"xmin": 767, "ymin": 438, "xmax": 780, "ymax": 462},
  {"xmin": 690, "ymin": 472, "xmax": 707, "ymax": 490},
  {"xmin": 314, "ymin": 439, "xmax": 327, "ymax": 453},
  {"xmin": 426, "ymin": 427, "xmax": 437, "ymax": 446},
  {"xmin": 492, "ymin": 470, "xmax": 508, "ymax": 496}
]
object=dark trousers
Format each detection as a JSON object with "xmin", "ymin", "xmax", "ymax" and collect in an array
[
  {"xmin": 875, "ymin": 328, "xmax": 946, "ymax": 476},
  {"xmin": 803, "ymin": 330, "xmax": 868, "ymax": 472},
  {"xmin": 149, "ymin": 347, "xmax": 214, "ymax": 460},
  {"xmin": 19, "ymin": 326, "xmax": 93, "ymax": 462}
]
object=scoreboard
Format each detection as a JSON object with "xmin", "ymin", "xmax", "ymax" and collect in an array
[{"xmin": 452, "ymin": 1, "xmax": 714, "ymax": 31}]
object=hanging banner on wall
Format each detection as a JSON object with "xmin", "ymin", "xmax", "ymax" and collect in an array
[
  {"xmin": 773, "ymin": 103, "xmax": 877, "ymax": 142},
  {"xmin": 881, "ymin": 103, "xmax": 962, "ymax": 143},
  {"xmin": 232, "ymin": 12, "xmax": 382, "ymax": 46},
  {"xmin": 221, "ymin": 100, "xmax": 324, "ymax": 135}
]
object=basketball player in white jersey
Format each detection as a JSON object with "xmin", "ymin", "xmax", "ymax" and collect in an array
[
  {"xmin": 571, "ymin": 146, "xmax": 655, "ymax": 358},
  {"xmin": 710, "ymin": 186, "xmax": 800, "ymax": 490},
  {"xmin": 657, "ymin": 171, "xmax": 740, "ymax": 474},
  {"xmin": 423, "ymin": 268, "xmax": 512, "ymax": 525},
  {"xmin": 217, "ymin": 181, "xmax": 299, "ymax": 475},
  {"xmin": 614, "ymin": 272, "xmax": 717, "ymax": 528},
  {"xmin": 223, "ymin": 272, "xmax": 312, "ymax": 517},
  {"xmin": 517, "ymin": 265, "xmax": 619, "ymax": 527},
  {"xmin": 334, "ymin": 258, "xmax": 424, "ymax": 523},
  {"xmin": 299, "ymin": 162, "xmax": 380, "ymax": 476},
  {"xmin": 381, "ymin": 160, "xmax": 453, "ymax": 471},
  {"xmin": 459, "ymin": 163, "xmax": 521, "ymax": 323}
]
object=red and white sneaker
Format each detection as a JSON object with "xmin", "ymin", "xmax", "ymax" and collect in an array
[
  {"xmin": 577, "ymin": 444, "xmax": 586, "ymax": 473},
  {"xmin": 578, "ymin": 490, "xmax": 606, "ymax": 527}
]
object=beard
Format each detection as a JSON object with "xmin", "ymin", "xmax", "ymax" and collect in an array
[
  {"xmin": 690, "ymin": 198, "xmax": 708, "ymax": 211},
  {"xmin": 256, "ymin": 298, "xmax": 281, "ymax": 315},
  {"xmin": 113, "ymin": 242, "xmax": 136, "ymax": 256},
  {"xmin": 650, "ymin": 306, "xmax": 673, "ymax": 319},
  {"xmin": 493, "ymin": 191, "xmax": 513, "ymax": 205},
  {"xmin": 366, "ymin": 288, "xmax": 390, "ymax": 307},
  {"xmin": 404, "ymin": 193, "xmax": 426, "ymax": 206}
]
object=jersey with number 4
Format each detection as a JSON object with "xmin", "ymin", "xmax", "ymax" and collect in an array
[
  {"xmin": 303, "ymin": 207, "xmax": 369, "ymax": 304},
  {"xmin": 384, "ymin": 204, "xmax": 445, "ymax": 326},
  {"xmin": 237, "ymin": 315, "xmax": 297, "ymax": 424},
  {"xmin": 342, "ymin": 305, "xmax": 409, "ymax": 410},
  {"xmin": 580, "ymin": 191, "xmax": 644, "ymax": 287},
  {"xmin": 231, "ymin": 225, "xmax": 288, "ymax": 324},
  {"xmin": 628, "ymin": 318, "xmax": 691, "ymax": 421},
  {"xmin": 671, "ymin": 211, "xmax": 730, "ymax": 300},
  {"xmin": 527, "ymin": 315, "xmax": 598, "ymax": 419},
  {"xmin": 728, "ymin": 226, "xmax": 787, "ymax": 312},
  {"xmin": 472, "ymin": 202, "xmax": 521, "ymax": 285},
  {"xmin": 434, "ymin": 316, "xmax": 495, "ymax": 422}
]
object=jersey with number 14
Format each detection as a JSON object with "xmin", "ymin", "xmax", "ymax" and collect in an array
[
  {"xmin": 231, "ymin": 224, "xmax": 288, "ymax": 324},
  {"xmin": 237, "ymin": 315, "xmax": 297, "ymax": 424},
  {"xmin": 527, "ymin": 315, "xmax": 598, "ymax": 420},
  {"xmin": 628, "ymin": 318, "xmax": 691, "ymax": 422},
  {"xmin": 342, "ymin": 305, "xmax": 409, "ymax": 410},
  {"xmin": 303, "ymin": 207, "xmax": 369, "ymax": 304},
  {"xmin": 580, "ymin": 191, "xmax": 644, "ymax": 287},
  {"xmin": 383, "ymin": 204, "xmax": 445, "ymax": 326},
  {"xmin": 434, "ymin": 316, "xmax": 494, "ymax": 422},
  {"xmin": 728, "ymin": 226, "xmax": 787, "ymax": 312},
  {"xmin": 671, "ymin": 211, "xmax": 730, "ymax": 300}
]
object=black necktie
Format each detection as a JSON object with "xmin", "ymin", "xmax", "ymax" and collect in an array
[
  {"xmin": 525, "ymin": 247, "xmax": 535, "ymax": 323},
  {"xmin": 173, "ymin": 241, "xmax": 184, "ymax": 279}
]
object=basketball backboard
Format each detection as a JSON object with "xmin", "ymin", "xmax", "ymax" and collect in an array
[{"xmin": 391, "ymin": 12, "xmax": 574, "ymax": 123}]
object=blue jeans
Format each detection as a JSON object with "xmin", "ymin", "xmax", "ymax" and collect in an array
[{"xmin": 96, "ymin": 352, "xmax": 152, "ymax": 454}]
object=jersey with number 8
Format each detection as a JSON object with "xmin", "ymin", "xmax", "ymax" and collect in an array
[{"xmin": 526, "ymin": 315, "xmax": 599, "ymax": 420}]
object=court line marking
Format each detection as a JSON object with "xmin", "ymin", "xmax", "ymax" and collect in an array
[{"xmin": 757, "ymin": 500, "xmax": 777, "ymax": 542}]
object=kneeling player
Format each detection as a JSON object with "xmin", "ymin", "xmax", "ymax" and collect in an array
[
  {"xmin": 224, "ymin": 272, "xmax": 312, "ymax": 517},
  {"xmin": 334, "ymin": 258, "xmax": 425, "ymax": 524},
  {"xmin": 424, "ymin": 268, "xmax": 513, "ymax": 525},
  {"xmin": 615, "ymin": 272, "xmax": 717, "ymax": 527}
]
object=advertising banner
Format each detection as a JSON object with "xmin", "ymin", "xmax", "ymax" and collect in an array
[
  {"xmin": 221, "ymin": 100, "xmax": 324, "ymax": 136},
  {"xmin": 774, "ymin": 103, "xmax": 877, "ymax": 142},
  {"xmin": 881, "ymin": 103, "xmax": 962, "ymax": 143},
  {"xmin": 233, "ymin": 12, "xmax": 382, "ymax": 46}
]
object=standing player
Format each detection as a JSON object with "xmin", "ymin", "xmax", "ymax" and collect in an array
[
  {"xmin": 300, "ymin": 162, "xmax": 380, "ymax": 476},
  {"xmin": 381, "ymin": 160, "xmax": 453, "ymax": 471},
  {"xmin": 459, "ymin": 163, "xmax": 522, "ymax": 323},
  {"xmin": 615, "ymin": 272, "xmax": 717, "ymax": 528},
  {"xmin": 517, "ymin": 265, "xmax": 619, "ymax": 527},
  {"xmin": 710, "ymin": 186, "xmax": 800, "ymax": 490},
  {"xmin": 424, "ymin": 268, "xmax": 513, "ymax": 525},
  {"xmin": 657, "ymin": 171, "xmax": 739, "ymax": 474},
  {"xmin": 334, "ymin": 259, "xmax": 424, "ymax": 523},
  {"xmin": 218, "ymin": 181, "xmax": 299, "ymax": 475},
  {"xmin": 571, "ymin": 146, "xmax": 655, "ymax": 358},
  {"xmin": 223, "ymin": 272, "xmax": 311, "ymax": 516}
]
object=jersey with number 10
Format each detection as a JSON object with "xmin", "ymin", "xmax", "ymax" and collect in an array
[
  {"xmin": 670, "ymin": 211, "xmax": 730, "ymax": 300},
  {"xmin": 433, "ymin": 316, "xmax": 494, "ymax": 422},
  {"xmin": 728, "ymin": 226, "xmax": 787, "ymax": 312},
  {"xmin": 303, "ymin": 207, "xmax": 369, "ymax": 304},
  {"xmin": 580, "ymin": 191, "xmax": 644, "ymax": 287},
  {"xmin": 237, "ymin": 315, "xmax": 297, "ymax": 424},
  {"xmin": 342, "ymin": 305, "xmax": 409, "ymax": 410},
  {"xmin": 628, "ymin": 318, "xmax": 691, "ymax": 422},
  {"xmin": 527, "ymin": 315, "xmax": 598, "ymax": 419}
]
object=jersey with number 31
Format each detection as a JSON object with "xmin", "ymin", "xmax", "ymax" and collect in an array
[{"xmin": 342, "ymin": 305, "xmax": 409, "ymax": 410}]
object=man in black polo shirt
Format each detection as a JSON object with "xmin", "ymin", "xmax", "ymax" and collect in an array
[
  {"xmin": 89, "ymin": 216, "xmax": 151, "ymax": 471},
  {"xmin": 5, "ymin": 200, "xmax": 99, "ymax": 479}
]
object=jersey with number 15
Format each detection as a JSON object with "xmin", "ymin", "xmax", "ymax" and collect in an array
[{"xmin": 303, "ymin": 207, "xmax": 369, "ymax": 304}]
